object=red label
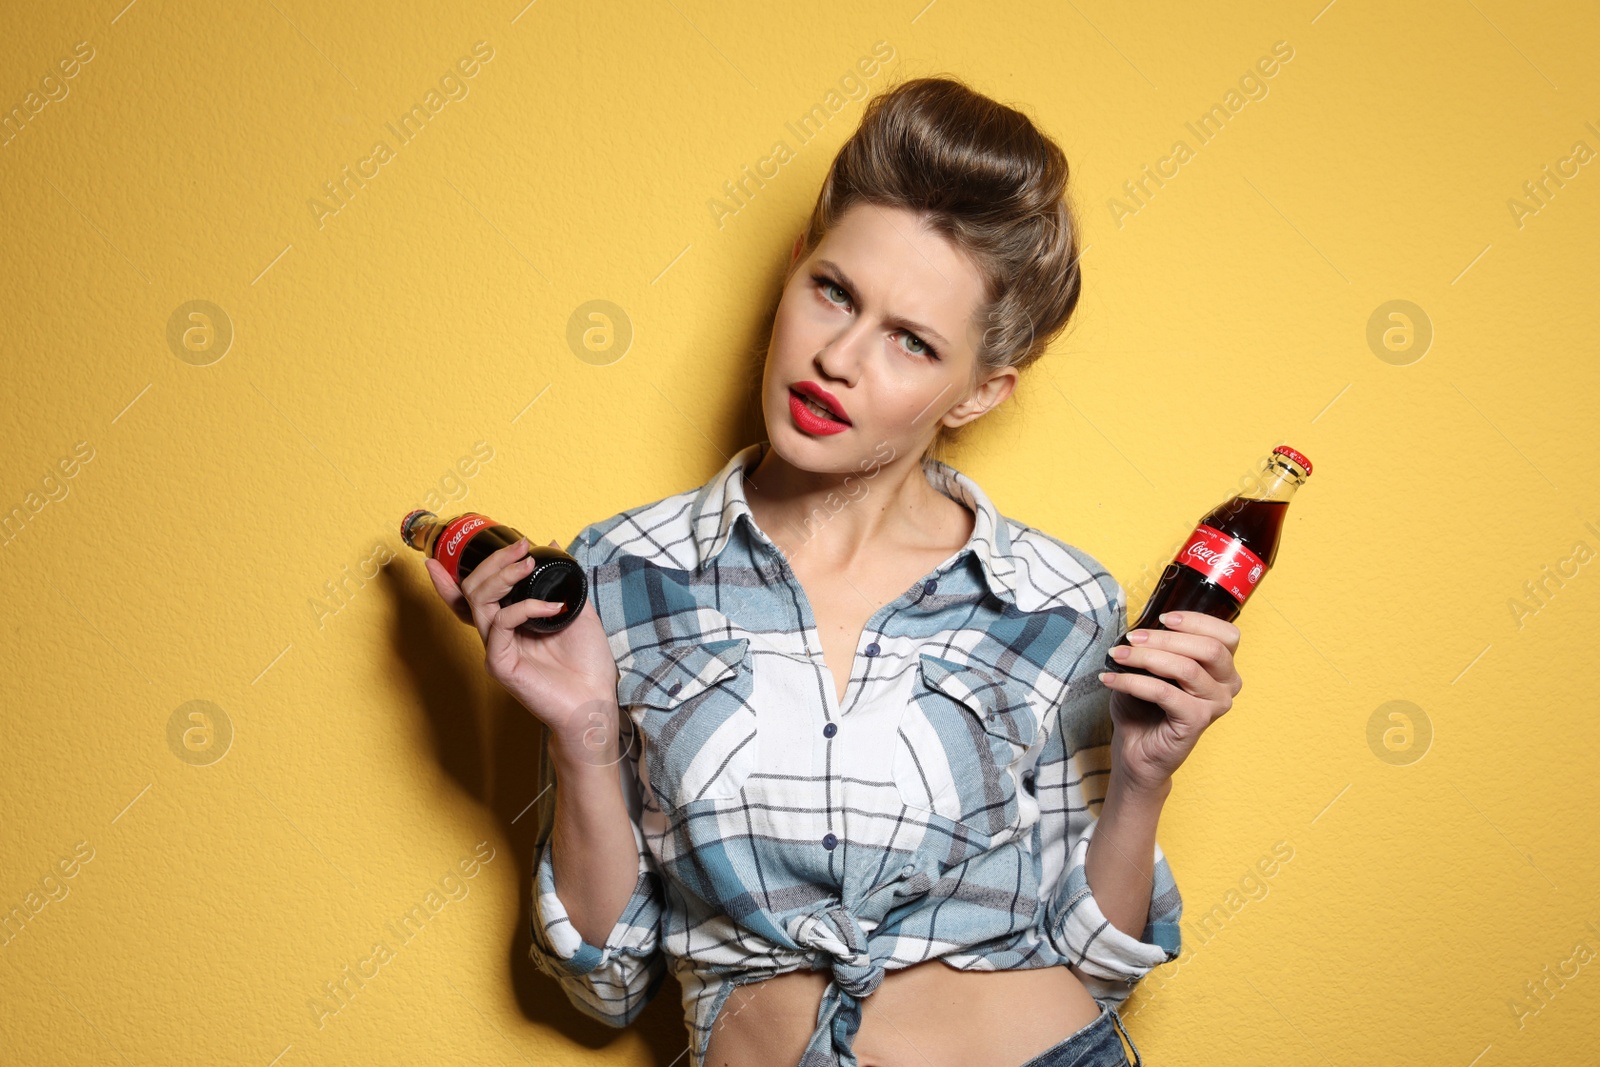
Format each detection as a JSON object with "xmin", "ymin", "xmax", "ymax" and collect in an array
[
  {"xmin": 1176, "ymin": 524, "xmax": 1267, "ymax": 603},
  {"xmin": 435, "ymin": 513, "xmax": 490, "ymax": 582}
]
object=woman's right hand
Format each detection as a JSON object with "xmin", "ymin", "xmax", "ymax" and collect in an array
[{"xmin": 423, "ymin": 537, "xmax": 617, "ymax": 746}]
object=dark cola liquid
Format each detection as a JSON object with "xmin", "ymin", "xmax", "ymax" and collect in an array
[
  {"xmin": 402, "ymin": 510, "xmax": 588, "ymax": 635},
  {"xmin": 1105, "ymin": 497, "xmax": 1288, "ymax": 681},
  {"xmin": 459, "ymin": 523, "xmax": 587, "ymax": 635}
]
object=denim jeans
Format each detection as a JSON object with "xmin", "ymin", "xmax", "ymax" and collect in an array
[{"xmin": 1015, "ymin": 1002, "xmax": 1141, "ymax": 1067}]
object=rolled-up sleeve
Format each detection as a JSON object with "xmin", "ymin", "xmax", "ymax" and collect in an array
[
  {"xmin": 526, "ymin": 526, "xmax": 668, "ymax": 1026},
  {"xmin": 1051, "ymin": 819, "xmax": 1183, "ymax": 1005},
  {"xmin": 1030, "ymin": 573, "xmax": 1182, "ymax": 1008}
]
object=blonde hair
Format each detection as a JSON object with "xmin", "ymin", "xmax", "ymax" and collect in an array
[{"xmin": 787, "ymin": 75, "xmax": 1084, "ymax": 464}]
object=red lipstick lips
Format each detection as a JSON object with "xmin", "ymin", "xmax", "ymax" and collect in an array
[{"xmin": 788, "ymin": 381, "xmax": 851, "ymax": 436}]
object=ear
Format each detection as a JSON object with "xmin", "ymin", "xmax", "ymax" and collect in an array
[{"xmin": 940, "ymin": 366, "xmax": 1019, "ymax": 429}]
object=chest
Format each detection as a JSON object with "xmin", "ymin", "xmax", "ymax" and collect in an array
[
  {"xmin": 788, "ymin": 551, "xmax": 949, "ymax": 706},
  {"xmin": 608, "ymin": 542, "xmax": 1068, "ymax": 872}
]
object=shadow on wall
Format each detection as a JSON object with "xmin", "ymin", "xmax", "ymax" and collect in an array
[
  {"xmin": 371, "ymin": 560, "xmax": 691, "ymax": 1065},
  {"xmin": 359, "ymin": 243, "xmax": 798, "ymax": 1062}
]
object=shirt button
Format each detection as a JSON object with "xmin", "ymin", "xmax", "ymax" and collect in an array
[
  {"xmin": 667, "ymin": 681, "xmax": 683, "ymax": 696},
  {"xmin": 864, "ymin": 642, "xmax": 880, "ymax": 657},
  {"xmin": 923, "ymin": 580, "xmax": 937, "ymax": 596},
  {"xmin": 823, "ymin": 722, "xmax": 837, "ymax": 738},
  {"xmin": 822, "ymin": 833, "xmax": 838, "ymax": 850}
]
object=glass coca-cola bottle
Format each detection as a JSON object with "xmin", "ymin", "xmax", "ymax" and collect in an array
[
  {"xmin": 1105, "ymin": 445, "xmax": 1312, "ymax": 680},
  {"xmin": 400, "ymin": 510, "xmax": 587, "ymax": 634}
]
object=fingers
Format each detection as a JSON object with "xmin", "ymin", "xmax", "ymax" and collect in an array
[
  {"xmin": 1124, "ymin": 626, "xmax": 1235, "ymax": 684},
  {"xmin": 1111, "ymin": 642, "xmax": 1215, "ymax": 694},
  {"xmin": 424, "ymin": 557, "xmax": 458, "ymax": 600},
  {"xmin": 461, "ymin": 537, "xmax": 533, "ymax": 608},
  {"xmin": 480, "ymin": 591, "xmax": 563, "ymax": 675},
  {"xmin": 1102, "ymin": 667, "xmax": 1208, "ymax": 719},
  {"xmin": 483, "ymin": 595, "xmax": 567, "ymax": 664},
  {"xmin": 490, "ymin": 596, "xmax": 567, "ymax": 632},
  {"xmin": 424, "ymin": 558, "xmax": 474, "ymax": 624},
  {"xmin": 1158, "ymin": 611, "xmax": 1241, "ymax": 653}
]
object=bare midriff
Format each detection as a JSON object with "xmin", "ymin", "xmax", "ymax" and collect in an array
[{"xmin": 701, "ymin": 959, "xmax": 1104, "ymax": 1067}]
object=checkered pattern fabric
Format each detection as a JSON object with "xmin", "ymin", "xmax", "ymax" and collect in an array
[{"xmin": 527, "ymin": 442, "xmax": 1182, "ymax": 1067}]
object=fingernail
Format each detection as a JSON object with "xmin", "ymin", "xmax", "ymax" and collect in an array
[
  {"xmin": 1110, "ymin": 645, "xmax": 1131, "ymax": 659},
  {"xmin": 1097, "ymin": 672, "xmax": 1111, "ymax": 684},
  {"xmin": 1160, "ymin": 612, "xmax": 1182, "ymax": 625},
  {"xmin": 1127, "ymin": 630, "xmax": 1149, "ymax": 643}
]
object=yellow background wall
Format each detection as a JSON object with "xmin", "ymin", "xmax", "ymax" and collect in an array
[{"xmin": 2, "ymin": 0, "xmax": 1595, "ymax": 1063}]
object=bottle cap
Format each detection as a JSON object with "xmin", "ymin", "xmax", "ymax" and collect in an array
[
  {"xmin": 400, "ymin": 509, "xmax": 433, "ymax": 548},
  {"xmin": 1272, "ymin": 445, "xmax": 1312, "ymax": 476}
]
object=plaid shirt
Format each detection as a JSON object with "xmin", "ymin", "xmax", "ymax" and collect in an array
[{"xmin": 527, "ymin": 442, "xmax": 1182, "ymax": 1067}]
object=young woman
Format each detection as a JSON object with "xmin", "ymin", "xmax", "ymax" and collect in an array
[{"xmin": 426, "ymin": 77, "xmax": 1241, "ymax": 1067}]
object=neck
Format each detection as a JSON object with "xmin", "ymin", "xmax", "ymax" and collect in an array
[{"xmin": 743, "ymin": 441, "xmax": 963, "ymax": 568}]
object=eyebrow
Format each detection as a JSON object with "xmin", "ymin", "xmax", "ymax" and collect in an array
[{"xmin": 814, "ymin": 258, "xmax": 953, "ymax": 350}]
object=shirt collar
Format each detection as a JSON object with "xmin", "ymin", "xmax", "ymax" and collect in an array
[{"xmin": 691, "ymin": 441, "xmax": 1022, "ymax": 606}]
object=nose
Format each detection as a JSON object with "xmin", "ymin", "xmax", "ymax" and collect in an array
[{"xmin": 813, "ymin": 322, "xmax": 868, "ymax": 387}]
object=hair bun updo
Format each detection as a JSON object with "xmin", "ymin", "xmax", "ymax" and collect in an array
[{"xmin": 792, "ymin": 75, "xmax": 1084, "ymax": 457}]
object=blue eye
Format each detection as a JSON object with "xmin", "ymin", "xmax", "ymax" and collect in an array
[
  {"xmin": 900, "ymin": 333, "xmax": 937, "ymax": 360},
  {"xmin": 811, "ymin": 273, "xmax": 940, "ymax": 361},
  {"xmin": 816, "ymin": 277, "xmax": 850, "ymax": 307}
]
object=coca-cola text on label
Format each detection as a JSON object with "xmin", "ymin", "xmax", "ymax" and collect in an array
[
  {"xmin": 1104, "ymin": 445, "xmax": 1312, "ymax": 682},
  {"xmin": 401, "ymin": 510, "xmax": 588, "ymax": 635}
]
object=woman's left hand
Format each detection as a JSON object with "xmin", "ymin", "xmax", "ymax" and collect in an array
[{"xmin": 1100, "ymin": 611, "xmax": 1243, "ymax": 792}]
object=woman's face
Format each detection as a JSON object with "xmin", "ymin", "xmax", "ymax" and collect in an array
[{"xmin": 760, "ymin": 202, "xmax": 1016, "ymax": 474}]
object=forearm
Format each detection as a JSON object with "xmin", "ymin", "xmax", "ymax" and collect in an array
[
  {"xmin": 546, "ymin": 700, "xmax": 641, "ymax": 947},
  {"xmin": 1082, "ymin": 766, "xmax": 1171, "ymax": 941}
]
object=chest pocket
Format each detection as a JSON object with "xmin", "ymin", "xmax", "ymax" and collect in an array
[
  {"xmin": 618, "ymin": 637, "xmax": 756, "ymax": 809},
  {"xmin": 893, "ymin": 653, "xmax": 1041, "ymax": 840}
]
